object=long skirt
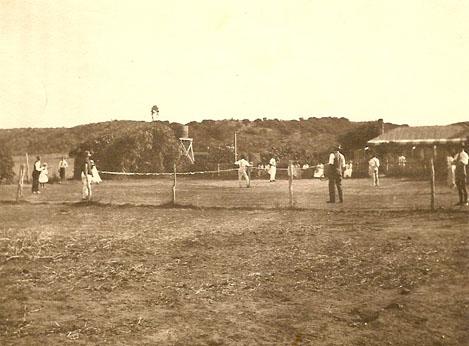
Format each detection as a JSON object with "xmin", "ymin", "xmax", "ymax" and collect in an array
[{"xmin": 269, "ymin": 166, "xmax": 276, "ymax": 181}]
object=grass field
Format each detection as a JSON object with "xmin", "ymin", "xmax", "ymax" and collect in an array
[
  {"xmin": 0, "ymin": 177, "xmax": 468, "ymax": 345},
  {"xmin": 0, "ymin": 174, "xmax": 466, "ymax": 210}
]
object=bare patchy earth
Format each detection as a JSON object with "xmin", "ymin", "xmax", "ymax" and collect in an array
[{"xmin": 0, "ymin": 204, "xmax": 467, "ymax": 345}]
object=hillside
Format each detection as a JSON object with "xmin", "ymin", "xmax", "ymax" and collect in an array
[
  {"xmin": 0, "ymin": 117, "xmax": 396, "ymax": 166},
  {"xmin": 0, "ymin": 121, "xmax": 148, "ymax": 155}
]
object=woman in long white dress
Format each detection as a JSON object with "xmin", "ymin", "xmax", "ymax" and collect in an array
[
  {"xmin": 268, "ymin": 157, "xmax": 277, "ymax": 182},
  {"xmin": 90, "ymin": 160, "xmax": 102, "ymax": 184}
]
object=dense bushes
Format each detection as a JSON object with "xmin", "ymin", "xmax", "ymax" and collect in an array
[
  {"xmin": 0, "ymin": 140, "xmax": 15, "ymax": 183},
  {"xmin": 70, "ymin": 123, "xmax": 187, "ymax": 178}
]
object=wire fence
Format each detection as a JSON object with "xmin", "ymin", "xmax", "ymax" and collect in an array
[{"xmin": 4, "ymin": 160, "xmax": 465, "ymax": 212}]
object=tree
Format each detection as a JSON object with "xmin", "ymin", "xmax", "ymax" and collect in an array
[
  {"xmin": 70, "ymin": 122, "xmax": 184, "ymax": 178},
  {"xmin": 0, "ymin": 140, "xmax": 15, "ymax": 184},
  {"xmin": 337, "ymin": 123, "xmax": 381, "ymax": 155}
]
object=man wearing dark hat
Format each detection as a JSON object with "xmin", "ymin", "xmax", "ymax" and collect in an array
[
  {"xmin": 32, "ymin": 156, "xmax": 42, "ymax": 194},
  {"xmin": 326, "ymin": 145, "xmax": 346, "ymax": 203},
  {"xmin": 453, "ymin": 144, "xmax": 468, "ymax": 206}
]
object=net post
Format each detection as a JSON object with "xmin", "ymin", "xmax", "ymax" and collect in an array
[
  {"xmin": 172, "ymin": 163, "xmax": 177, "ymax": 205},
  {"xmin": 217, "ymin": 163, "xmax": 220, "ymax": 177},
  {"xmin": 16, "ymin": 164, "xmax": 25, "ymax": 202},
  {"xmin": 430, "ymin": 157, "xmax": 435, "ymax": 211},
  {"xmin": 288, "ymin": 160, "xmax": 293, "ymax": 208},
  {"xmin": 25, "ymin": 153, "xmax": 30, "ymax": 183}
]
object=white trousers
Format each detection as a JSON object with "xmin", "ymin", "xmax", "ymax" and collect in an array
[
  {"xmin": 238, "ymin": 170, "xmax": 250, "ymax": 187},
  {"xmin": 81, "ymin": 172, "xmax": 92, "ymax": 199}
]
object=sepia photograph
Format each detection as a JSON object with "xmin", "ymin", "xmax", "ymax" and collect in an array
[{"xmin": 1, "ymin": 1, "xmax": 468, "ymax": 345}]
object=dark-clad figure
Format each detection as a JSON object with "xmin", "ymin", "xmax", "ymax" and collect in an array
[
  {"xmin": 326, "ymin": 146, "xmax": 345, "ymax": 203},
  {"xmin": 453, "ymin": 144, "xmax": 468, "ymax": 206},
  {"xmin": 31, "ymin": 156, "xmax": 41, "ymax": 194}
]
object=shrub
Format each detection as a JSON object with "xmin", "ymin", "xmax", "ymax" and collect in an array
[{"xmin": 0, "ymin": 140, "xmax": 14, "ymax": 184}]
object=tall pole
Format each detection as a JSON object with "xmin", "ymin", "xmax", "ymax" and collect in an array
[
  {"xmin": 234, "ymin": 132, "xmax": 238, "ymax": 162},
  {"xmin": 16, "ymin": 164, "xmax": 25, "ymax": 202},
  {"xmin": 25, "ymin": 153, "xmax": 30, "ymax": 183},
  {"xmin": 172, "ymin": 162, "xmax": 177, "ymax": 205},
  {"xmin": 430, "ymin": 157, "xmax": 435, "ymax": 211},
  {"xmin": 288, "ymin": 160, "xmax": 294, "ymax": 208}
]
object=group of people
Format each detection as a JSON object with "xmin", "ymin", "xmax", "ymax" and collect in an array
[
  {"xmin": 30, "ymin": 153, "xmax": 101, "ymax": 200},
  {"xmin": 237, "ymin": 157, "xmax": 278, "ymax": 187},
  {"xmin": 30, "ymin": 145, "xmax": 469, "ymax": 206},
  {"xmin": 31, "ymin": 156, "xmax": 69, "ymax": 194},
  {"xmin": 327, "ymin": 144, "xmax": 468, "ymax": 206}
]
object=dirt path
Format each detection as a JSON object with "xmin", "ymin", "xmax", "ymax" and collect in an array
[{"xmin": 0, "ymin": 205, "xmax": 468, "ymax": 345}]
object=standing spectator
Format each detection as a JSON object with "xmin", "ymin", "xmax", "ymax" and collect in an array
[
  {"xmin": 327, "ymin": 146, "xmax": 345, "ymax": 203},
  {"xmin": 81, "ymin": 151, "xmax": 93, "ymax": 200},
  {"xmin": 58, "ymin": 156, "xmax": 68, "ymax": 183},
  {"xmin": 90, "ymin": 160, "xmax": 102, "ymax": 184},
  {"xmin": 446, "ymin": 153, "xmax": 456, "ymax": 188},
  {"xmin": 39, "ymin": 163, "xmax": 49, "ymax": 189},
  {"xmin": 268, "ymin": 157, "xmax": 277, "ymax": 182},
  {"xmin": 343, "ymin": 161, "xmax": 353, "ymax": 178},
  {"xmin": 235, "ymin": 156, "xmax": 251, "ymax": 188},
  {"xmin": 398, "ymin": 154, "xmax": 406, "ymax": 167},
  {"xmin": 313, "ymin": 163, "xmax": 325, "ymax": 178},
  {"xmin": 32, "ymin": 156, "xmax": 41, "ymax": 194},
  {"xmin": 398, "ymin": 154, "xmax": 406, "ymax": 175},
  {"xmin": 453, "ymin": 145, "xmax": 468, "ymax": 206},
  {"xmin": 368, "ymin": 155, "xmax": 380, "ymax": 186}
]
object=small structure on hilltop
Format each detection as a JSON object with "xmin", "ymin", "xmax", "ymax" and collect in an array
[
  {"xmin": 151, "ymin": 105, "xmax": 159, "ymax": 122},
  {"xmin": 179, "ymin": 125, "xmax": 195, "ymax": 164}
]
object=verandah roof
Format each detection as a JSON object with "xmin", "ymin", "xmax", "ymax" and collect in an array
[{"xmin": 368, "ymin": 124, "xmax": 469, "ymax": 146}]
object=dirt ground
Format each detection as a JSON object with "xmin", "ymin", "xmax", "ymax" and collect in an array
[{"xmin": 0, "ymin": 178, "xmax": 468, "ymax": 345}]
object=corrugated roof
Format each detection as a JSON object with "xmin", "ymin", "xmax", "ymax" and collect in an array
[{"xmin": 368, "ymin": 124, "xmax": 469, "ymax": 145}]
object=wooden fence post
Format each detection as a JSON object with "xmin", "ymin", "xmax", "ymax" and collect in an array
[
  {"xmin": 25, "ymin": 153, "xmax": 30, "ymax": 183},
  {"xmin": 288, "ymin": 160, "xmax": 293, "ymax": 208},
  {"xmin": 430, "ymin": 158, "xmax": 435, "ymax": 211},
  {"xmin": 172, "ymin": 163, "xmax": 177, "ymax": 205},
  {"xmin": 16, "ymin": 164, "xmax": 25, "ymax": 202}
]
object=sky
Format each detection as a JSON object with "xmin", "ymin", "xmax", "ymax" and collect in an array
[{"xmin": 1, "ymin": 0, "xmax": 468, "ymax": 129}]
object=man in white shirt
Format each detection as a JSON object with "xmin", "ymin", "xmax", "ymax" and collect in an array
[
  {"xmin": 453, "ymin": 145, "xmax": 468, "ymax": 206},
  {"xmin": 269, "ymin": 157, "xmax": 277, "ymax": 182},
  {"xmin": 235, "ymin": 156, "xmax": 251, "ymax": 188},
  {"xmin": 368, "ymin": 155, "xmax": 380, "ymax": 187},
  {"xmin": 327, "ymin": 146, "xmax": 345, "ymax": 203},
  {"xmin": 58, "ymin": 156, "xmax": 68, "ymax": 183}
]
